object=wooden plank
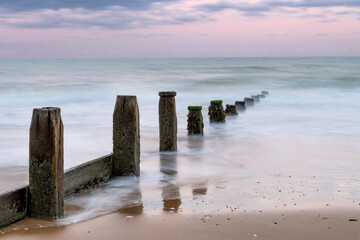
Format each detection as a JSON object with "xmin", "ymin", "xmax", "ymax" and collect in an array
[
  {"xmin": 0, "ymin": 154, "xmax": 113, "ymax": 229},
  {"xmin": 0, "ymin": 186, "xmax": 27, "ymax": 228},
  {"xmin": 64, "ymin": 154, "xmax": 112, "ymax": 197}
]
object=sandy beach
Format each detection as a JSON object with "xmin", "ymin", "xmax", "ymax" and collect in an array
[
  {"xmin": 1, "ymin": 206, "xmax": 359, "ymax": 240},
  {"xmin": 1, "ymin": 172, "xmax": 360, "ymax": 239}
]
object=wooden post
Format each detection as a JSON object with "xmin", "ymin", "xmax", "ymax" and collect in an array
[
  {"xmin": 244, "ymin": 97, "xmax": 255, "ymax": 107},
  {"xmin": 208, "ymin": 100, "xmax": 226, "ymax": 123},
  {"xmin": 251, "ymin": 95, "xmax": 260, "ymax": 102},
  {"xmin": 29, "ymin": 107, "xmax": 64, "ymax": 219},
  {"xmin": 225, "ymin": 104, "xmax": 238, "ymax": 116},
  {"xmin": 187, "ymin": 106, "xmax": 204, "ymax": 135},
  {"xmin": 113, "ymin": 96, "xmax": 140, "ymax": 176},
  {"xmin": 159, "ymin": 91, "xmax": 177, "ymax": 151},
  {"xmin": 235, "ymin": 101, "xmax": 246, "ymax": 111}
]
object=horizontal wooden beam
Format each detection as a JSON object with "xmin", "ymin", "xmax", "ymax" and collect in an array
[
  {"xmin": 0, "ymin": 154, "xmax": 113, "ymax": 228},
  {"xmin": 64, "ymin": 154, "xmax": 113, "ymax": 197},
  {"xmin": 0, "ymin": 186, "xmax": 27, "ymax": 228}
]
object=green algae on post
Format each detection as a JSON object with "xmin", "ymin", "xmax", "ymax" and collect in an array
[
  {"xmin": 210, "ymin": 100, "xmax": 223, "ymax": 105},
  {"xmin": 159, "ymin": 91, "xmax": 177, "ymax": 151},
  {"xmin": 29, "ymin": 107, "xmax": 64, "ymax": 219},
  {"xmin": 113, "ymin": 96, "xmax": 140, "ymax": 177},
  {"xmin": 187, "ymin": 106, "xmax": 204, "ymax": 135},
  {"xmin": 208, "ymin": 100, "xmax": 226, "ymax": 123},
  {"xmin": 187, "ymin": 106, "xmax": 202, "ymax": 111}
]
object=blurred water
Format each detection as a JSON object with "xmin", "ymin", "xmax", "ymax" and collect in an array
[{"xmin": 0, "ymin": 57, "xmax": 360, "ymax": 226}]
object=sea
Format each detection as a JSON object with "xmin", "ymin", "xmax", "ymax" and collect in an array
[{"xmin": 0, "ymin": 57, "xmax": 359, "ymax": 227}]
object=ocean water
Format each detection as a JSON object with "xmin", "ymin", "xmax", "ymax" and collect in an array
[{"xmin": 0, "ymin": 57, "xmax": 360, "ymax": 227}]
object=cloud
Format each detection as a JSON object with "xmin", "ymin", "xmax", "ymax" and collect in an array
[
  {"xmin": 197, "ymin": 2, "xmax": 271, "ymax": 14},
  {"xmin": 196, "ymin": 0, "xmax": 360, "ymax": 16},
  {"xmin": 315, "ymin": 33, "xmax": 330, "ymax": 37},
  {"xmin": 0, "ymin": 3, "xmax": 212, "ymax": 30},
  {"xmin": 317, "ymin": 19, "xmax": 338, "ymax": 23},
  {"xmin": 1, "ymin": 0, "xmax": 359, "ymax": 30},
  {"xmin": 0, "ymin": 0, "xmax": 177, "ymax": 12}
]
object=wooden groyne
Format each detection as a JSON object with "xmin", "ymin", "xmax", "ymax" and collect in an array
[
  {"xmin": 0, "ymin": 90, "xmax": 269, "ymax": 229},
  {"xmin": 0, "ymin": 95, "xmax": 143, "ymax": 228}
]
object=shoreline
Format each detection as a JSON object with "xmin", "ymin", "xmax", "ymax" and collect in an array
[
  {"xmin": 1, "ymin": 173, "xmax": 360, "ymax": 239},
  {"xmin": 1, "ymin": 206, "xmax": 359, "ymax": 240}
]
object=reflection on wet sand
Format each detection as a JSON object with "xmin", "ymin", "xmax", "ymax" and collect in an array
[
  {"xmin": 160, "ymin": 153, "xmax": 181, "ymax": 213},
  {"xmin": 187, "ymin": 136, "xmax": 208, "ymax": 199},
  {"xmin": 118, "ymin": 181, "xmax": 143, "ymax": 216},
  {"xmin": 192, "ymin": 182, "xmax": 208, "ymax": 198},
  {"xmin": 162, "ymin": 185, "xmax": 181, "ymax": 213}
]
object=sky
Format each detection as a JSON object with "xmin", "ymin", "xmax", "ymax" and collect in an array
[{"xmin": 0, "ymin": 0, "xmax": 359, "ymax": 58}]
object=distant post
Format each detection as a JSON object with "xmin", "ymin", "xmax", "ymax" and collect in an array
[
  {"xmin": 159, "ymin": 91, "xmax": 177, "ymax": 151},
  {"xmin": 244, "ymin": 97, "xmax": 255, "ymax": 107},
  {"xmin": 251, "ymin": 95, "xmax": 260, "ymax": 103},
  {"xmin": 187, "ymin": 106, "xmax": 204, "ymax": 135},
  {"xmin": 113, "ymin": 96, "xmax": 140, "ymax": 176},
  {"xmin": 235, "ymin": 101, "xmax": 246, "ymax": 111},
  {"xmin": 225, "ymin": 104, "xmax": 238, "ymax": 116},
  {"xmin": 29, "ymin": 107, "xmax": 64, "ymax": 219}
]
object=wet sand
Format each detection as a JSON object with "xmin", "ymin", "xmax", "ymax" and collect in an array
[
  {"xmin": 1, "ymin": 173, "xmax": 360, "ymax": 239},
  {"xmin": 1, "ymin": 207, "xmax": 359, "ymax": 240}
]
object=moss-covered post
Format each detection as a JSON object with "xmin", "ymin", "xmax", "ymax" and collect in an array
[
  {"xmin": 159, "ymin": 91, "xmax": 177, "ymax": 151},
  {"xmin": 187, "ymin": 106, "xmax": 204, "ymax": 135},
  {"xmin": 235, "ymin": 101, "xmax": 246, "ymax": 111},
  {"xmin": 113, "ymin": 95, "xmax": 140, "ymax": 176},
  {"xmin": 244, "ymin": 97, "xmax": 255, "ymax": 107},
  {"xmin": 225, "ymin": 104, "xmax": 238, "ymax": 116},
  {"xmin": 29, "ymin": 107, "xmax": 64, "ymax": 219},
  {"xmin": 208, "ymin": 100, "xmax": 226, "ymax": 123}
]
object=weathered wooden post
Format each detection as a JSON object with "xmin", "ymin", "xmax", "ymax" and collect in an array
[
  {"xmin": 244, "ymin": 97, "xmax": 255, "ymax": 107},
  {"xmin": 225, "ymin": 104, "xmax": 238, "ymax": 116},
  {"xmin": 159, "ymin": 91, "xmax": 177, "ymax": 151},
  {"xmin": 113, "ymin": 96, "xmax": 140, "ymax": 176},
  {"xmin": 187, "ymin": 106, "xmax": 204, "ymax": 135},
  {"xmin": 208, "ymin": 100, "xmax": 226, "ymax": 123},
  {"xmin": 29, "ymin": 107, "xmax": 64, "ymax": 219},
  {"xmin": 251, "ymin": 95, "xmax": 260, "ymax": 102},
  {"xmin": 235, "ymin": 101, "xmax": 246, "ymax": 111}
]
